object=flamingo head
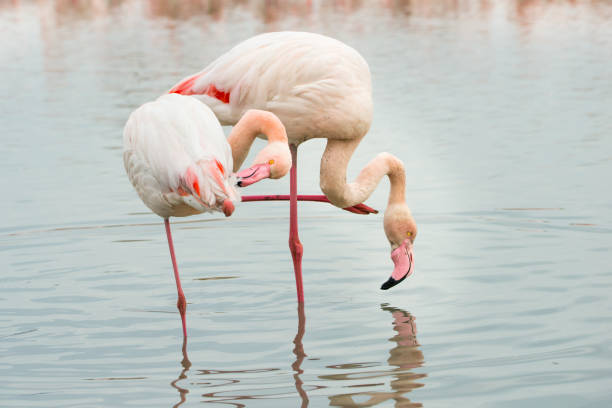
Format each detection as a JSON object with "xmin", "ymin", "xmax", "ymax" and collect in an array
[
  {"xmin": 381, "ymin": 204, "xmax": 417, "ymax": 290},
  {"xmin": 381, "ymin": 238, "xmax": 415, "ymax": 290},
  {"xmin": 236, "ymin": 141, "xmax": 292, "ymax": 187}
]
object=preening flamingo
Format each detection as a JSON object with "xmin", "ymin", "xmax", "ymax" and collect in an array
[
  {"xmin": 169, "ymin": 31, "xmax": 417, "ymax": 300},
  {"xmin": 123, "ymin": 93, "xmax": 291, "ymax": 337}
]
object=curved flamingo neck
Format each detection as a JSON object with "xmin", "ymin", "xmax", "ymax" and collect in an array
[
  {"xmin": 319, "ymin": 139, "xmax": 407, "ymax": 209},
  {"xmin": 227, "ymin": 110, "xmax": 287, "ymax": 172},
  {"xmin": 385, "ymin": 156, "xmax": 406, "ymax": 206}
]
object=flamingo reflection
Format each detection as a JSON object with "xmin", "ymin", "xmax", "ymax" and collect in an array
[
  {"xmin": 292, "ymin": 303, "xmax": 309, "ymax": 407},
  {"xmin": 169, "ymin": 304, "xmax": 423, "ymax": 407},
  {"xmin": 170, "ymin": 338, "xmax": 192, "ymax": 408},
  {"xmin": 323, "ymin": 304, "xmax": 426, "ymax": 407},
  {"xmin": 165, "ymin": 306, "xmax": 306, "ymax": 407}
]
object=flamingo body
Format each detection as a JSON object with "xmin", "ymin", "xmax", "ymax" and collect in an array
[
  {"xmin": 123, "ymin": 94, "xmax": 292, "ymax": 337},
  {"xmin": 123, "ymin": 93, "xmax": 239, "ymax": 218},
  {"xmin": 170, "ymin": 32, "xmax": 418, "ymax": 297},
  {"xmin": 169, "ymin": 31, "xmax": 373, "ymax": 145}
]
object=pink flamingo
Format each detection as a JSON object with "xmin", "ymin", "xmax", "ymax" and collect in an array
[
  {"xmin": 123, "ymin": 93, "xmax": 292, "ymax": 337},
  {"xmin": 169, "ymin": 31, "xmax": 418, "ymax": 301}
]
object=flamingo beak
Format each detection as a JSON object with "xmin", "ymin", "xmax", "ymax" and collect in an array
[
  {"xmin": 381, "ymin": 239, "xmax": 414, "ymax": 290},
  {"xmin": 222, "ymin": 199, "xmax": 235, "ymax": 217},
  {"xmin": 235, "ymin": 163, "xmax": 272, "ymax": 187}
]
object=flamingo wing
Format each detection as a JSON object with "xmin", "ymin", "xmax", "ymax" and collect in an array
[
  {"xmin": 168, "ymin": 32, "xmax": 372, "ymax": 140},
  {"xmin": 123, "ymin": 94, "xmax": 239, "ymax": 218}
]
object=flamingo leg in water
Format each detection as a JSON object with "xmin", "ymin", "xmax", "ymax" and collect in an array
[
  {"xmin": 241, "ymin": 195, "xmax": 378, "ymax": 215},
  {"xmin": 289, "ymin": 144, "xmax": 305, "ymax": 303},
  {"xmin": 164, "ymin": 218, "xmax": 187, "ymax": 338}
]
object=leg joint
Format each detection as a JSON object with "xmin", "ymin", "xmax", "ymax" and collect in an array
[
  {"xmin": 177, "ymin": 296, "xmax": 187, "ymax": 315},
  {"xmin": 289, "ymin": 237, "xmax": 303, "ymax": 257}
]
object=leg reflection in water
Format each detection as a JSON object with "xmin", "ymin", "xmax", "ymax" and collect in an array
[
  {"xmin": 292, "ymin": 303, "xmax": 310, "ymax": 407},
  {"xmin": 169, "ymin": 308, "xmax": 315, "ymax": 408},
  {"xmin": 325, "ymin": 304, "xmax": 426, "ymax": 407},
  {"xmin": 167, "ymin": 305, "xmax": 422, "ymax": 407},
  {"xmin": 170, "ymin": 337, "xmax": 192, "ymax": 408}
]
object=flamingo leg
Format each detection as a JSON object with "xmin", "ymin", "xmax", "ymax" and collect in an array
[
  {"xmin": 241, "ymin": 195, "xmax": 378, "ymax": 215},
  {"xmin": 164, "ymin": 218, "xmax": 188, "ymax": 338},
  {"xmin": 289, "ymin": 144, "xmax": 305, "ymax": 303}
]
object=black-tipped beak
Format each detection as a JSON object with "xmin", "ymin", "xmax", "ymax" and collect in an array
[
  {"xmin": 381, "ymin": 240, "xmax": 414, "ymax": 290},
  {"xmin": 380, "ymin": 274, "xmax": 408, "ymax": 290},
  {"xmin": 234, "ymin": 163, "xmax": 271, "ymax": 188}
]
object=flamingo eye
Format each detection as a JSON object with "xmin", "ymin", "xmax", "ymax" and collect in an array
[{"xmin": 268, "ymin": 159, "xmax": 275, "ymax": 165}]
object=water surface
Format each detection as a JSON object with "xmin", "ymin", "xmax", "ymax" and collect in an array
[{"xmin": 2, "ymin": 1, "xmax": 612, "ymax": 407}]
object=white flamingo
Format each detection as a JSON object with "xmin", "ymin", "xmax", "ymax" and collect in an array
[
  {"xmin": 123, "ymin": 93, "xmax": 292, "ymax": 337},
  {"xmin": 168, "ymin": 31, "xmax": 417, "ymax": 301}
]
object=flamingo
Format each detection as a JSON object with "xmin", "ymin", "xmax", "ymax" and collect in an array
[
  {"xmin": 168, "ymin": 31, "xmax": 418, "ymax": 301},
  {"xmin": 123, "ymin": 93, "xmax": 292, "ymax": 337}
]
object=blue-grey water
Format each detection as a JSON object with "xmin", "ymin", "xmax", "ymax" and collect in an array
[{"xmin": 2, "ymin": 1, "xmax": 612, "ymax": 407}]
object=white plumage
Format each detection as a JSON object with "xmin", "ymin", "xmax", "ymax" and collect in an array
[
  {"xmin": 123, "ymin": 93, "xmax": 291, "ymax": 338},
  {"xmin": 170, "ymin": 31, "xmax": 373, "ymax": 145},
  {"xmin": 169, "ymin": 31, "xmax": 418, "ymax": 296},
  {"xmin": 123, "ymin": 93, "xmax": 239, "ymax": 218}
]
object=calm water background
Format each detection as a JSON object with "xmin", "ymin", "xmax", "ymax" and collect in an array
[{"xmin": 2, "ymin": 0, "xmax": 612, "ymax": 407}]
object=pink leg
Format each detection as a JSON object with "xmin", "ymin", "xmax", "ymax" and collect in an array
[
  {"xmin": 241, "ymin": 195, "xmax": 378, "ymax": 215},
  {"xmin": 289, "ymin": 144, "xmax": 305, "ymax": 303},
  {"xmin": 164, "ymin": 218, "xmax": 187, "ymax": 338}
]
